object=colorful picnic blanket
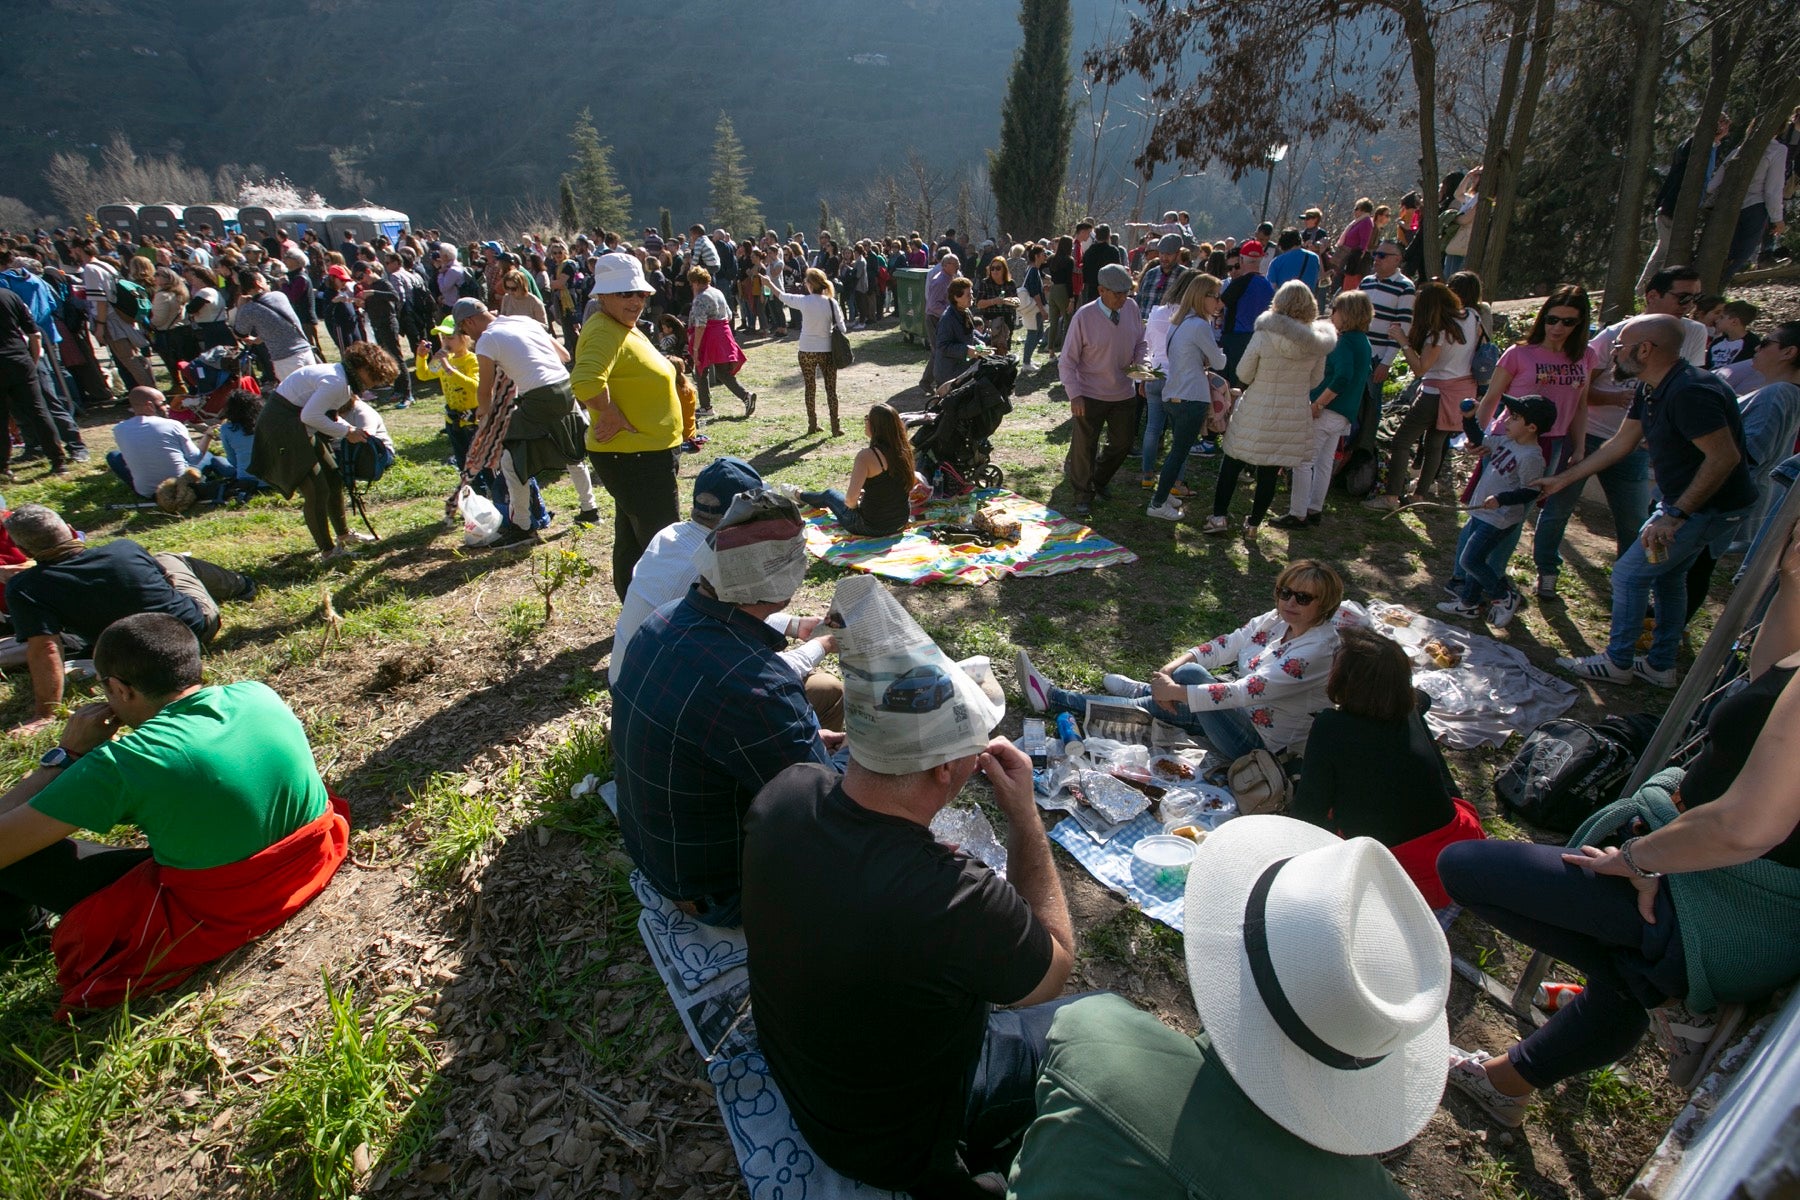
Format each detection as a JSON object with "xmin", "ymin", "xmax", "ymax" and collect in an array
[{"xmin": 802, "ymin": 487, "xmax": 1137, "ymax": 586}]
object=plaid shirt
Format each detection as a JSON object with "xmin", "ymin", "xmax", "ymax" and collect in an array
[{"xmin": 612, "ymin": 584, "xmax": 834, "ymax": 903}]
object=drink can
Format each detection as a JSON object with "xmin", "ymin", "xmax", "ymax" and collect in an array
[
  {"xmin": 1534, "ymin": 982, "xmax": 1583, "ymax": 1012},
  {"xmin": 1055, "ymin": 712, "xmax": 1080, "ymax": 745},
  {"xmin": 1645, "ymin": 541, "xmax": 1665, "ymax": 565}
]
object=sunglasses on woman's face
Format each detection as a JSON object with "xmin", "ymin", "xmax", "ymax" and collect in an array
[
  {"xmin": 1276, "ymin": 587, "xmax": 1318, "ymax": 605},
  {"xmin": 1541, "ymin": 314, "xmax": 1580, "ymax": 327}
]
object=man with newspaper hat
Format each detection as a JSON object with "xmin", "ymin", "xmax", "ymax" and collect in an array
[
  {"xmin": 741, "ymin": 575, "xmax": 1080, "ymax": 1198},
  {"xmin": 611, "ymin": 489, "xmax": 839, "ymax": 928}
]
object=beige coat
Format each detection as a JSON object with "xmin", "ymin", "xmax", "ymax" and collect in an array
[{"xmin": 1224, "ymin": 312, "xmax": 1338, "ymax": 467}]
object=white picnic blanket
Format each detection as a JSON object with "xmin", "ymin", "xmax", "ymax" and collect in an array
[{"xmin": 1367, "ymin": 602, "xmax": 1578, "ymax": 749}]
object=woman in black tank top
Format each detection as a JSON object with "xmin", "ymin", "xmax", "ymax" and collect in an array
[{"xmin": 800, "ymin": 404, "xmax": 922, "ymax": 538}]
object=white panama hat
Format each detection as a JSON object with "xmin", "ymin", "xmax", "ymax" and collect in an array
[
  {"xmin": 590, "ymin": 251, "xmax": 653, "ymax": 296},
  {"xmin": 1184, "ymin": 815, "xmax": 1450, "ymax": 1155}
]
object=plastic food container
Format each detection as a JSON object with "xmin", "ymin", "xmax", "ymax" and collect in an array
[{"xmin": 1133, "ymin": 834, "xmax": 1199, "ymax": 888}]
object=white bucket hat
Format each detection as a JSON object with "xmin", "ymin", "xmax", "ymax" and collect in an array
[
  {"xmin": 590, "ymin": 251, "xmax": 653, "ymax": 296},
  {"xmin": 1184, "ymin": 816, "xmax": 1449, "ymax": 1155}
]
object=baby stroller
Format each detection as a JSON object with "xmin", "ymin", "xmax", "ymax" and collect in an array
[
  {"xmin": 175, "ymin": 345, "xmax": 260, "ymax": 426},
  {"xmin": 911, "ymin": 354, "xmax": 1018, "ymax": 495}
]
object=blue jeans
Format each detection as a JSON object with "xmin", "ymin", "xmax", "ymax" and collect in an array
[
  {"xmin": 107, "ymin": 448, "xmax": 243, "ymax": 497},
  {"xmin": 1019, "ymin": 326, "xmax": 1044, "ymax": 368},
  {"xmin": 799, "ymin": 488, "xmax": 875, "ymax": 536},
  {"xmin": 1152, "ymin": 400, "xmax": 1207, "ymax": 506},
  {"xmin": 1442, "ymin": 252, "xmax": 1465, "ymax": 277},
  {"xmin": 1046, "ymin": 663, "xmax": 1262, "ymax": 759},
  {"xmin": 1455, "ymin": 517, "xmax": 1519, "ymax": 604},
  {"xmin": 1740, "ymin": 454, "xmax": 1799, "ymax": 576},
  {"xmin": 1605, "ymin": 505, "xmax": 1751, "ymax": 671},
  {"xmin": 1439, "ymin": 841, "xmax": 1684, "ymax": 1089},
  {"xmin": 1449, "ymin": 515, "xmax": 1522, "ymax": 587},
  {"xmin": 958, "ymin": 992, "xmax": 1101, "ymax": 1172},
  {"xmin": 1535, "ymin": 435, "xmax": 1652, "ymax": 575},
  {"xmin": 1138, "ymin": 377, "xmax": 1167, "ymax": 475}
]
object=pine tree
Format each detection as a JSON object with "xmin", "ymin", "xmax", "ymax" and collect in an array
[
  {"xmin": 564, "ymin": 108, "xmax": 633, "ymax": 234},
  {"xmin": 818, "ymin": 199, "xmax": 832, "ymax": 237},
  {"xmin": 708, "ymin": 113, "xmax": 763, "ymax": 237},
  {"xmin": 559, "ymin": 177, "xmax": 580, "ymax": 235},
  {"xmin": 989, "ymin": 0, "xmax": 1075, "ymax": 239},
  {"xmin": 659, "ymin": 207, "xmax": 673, "ymax": 242}
]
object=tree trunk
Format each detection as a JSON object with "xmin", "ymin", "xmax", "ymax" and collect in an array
[
  {"xmin": 1599, "ymin": 0, "xmax": 1668, "ymax": 323},
  {"xmin": 1667, "ymin": 16, "xmax": 1746, "ymax": 261},
  {"xmin": 1396, "ymin": 0, "xmax": 1441, "ymax": 278},
  {"xmin": 1472, "ymin": 0, "xmax": 1555, "ymax": 292},
  {"xmin": 1465, "ymin": 0, "xmax": 1531, "ymax": 280},
  {"xmin": 1695, "ymin": 75, "xmax": 1800, "ymax": 287}
]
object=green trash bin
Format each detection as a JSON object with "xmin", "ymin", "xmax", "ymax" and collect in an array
[{"xmin": 894, "ymin": 268, "xmax": 929, "ymax": 345}]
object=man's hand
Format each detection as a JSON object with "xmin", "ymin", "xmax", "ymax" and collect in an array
[
  {"xmin": 1371, "ymin": 363, "xmax": 1391, "ymax": 386},
  {"xmin": 1534, "ymin": 472, "xmax": 1570, "ymax": 497},
  {"xmin": 59, "ymin": 701, "xmax": 121, "ymax": 756},
  {"xmin": 1070, "ymin": 396, "xmax": 1086, "ymax": 418},
  {"xmin": 821, "ymin": 729, "xmax": 847, "ymax": 752},
  {"xmin": 978, "ymin": 738, "xmax": 1036, "ymax": 818},
  {"xmin": 346, "ymin": 429, "xmax": 368, "ymax": 443},
  {"xmin": 1642, "ymin": 514, "xmax": 1683, "ymax": 555},
  {"xmin": 589, "ymin": 404, "xmax": 637, "ymax": 445}
]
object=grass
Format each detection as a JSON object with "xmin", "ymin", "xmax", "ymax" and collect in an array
[
  {"xmin": 245, "ymin": 971, "xmax": 437, "ymax": 1200},
  {"xmin": 535, "ymin": 721, "xmax": 615, "ymax": 838},
  {"xmin": 404, "ymin": 773, "xmax": 504, "ymax": 884},
  {"xmin": 1463, "ymin": 1155, "xmax": 1529, "ymax": 1200},
  {"xmin": 0, "ymin": 992, "xmax": 227, "ymax": 1200},
  {"xmin": 1579, "ymin": 1065, "xmax": 1655, "ymax": 1118}
]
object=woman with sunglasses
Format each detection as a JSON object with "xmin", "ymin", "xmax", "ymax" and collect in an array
[
  {"xmin": 973, "ymin": 257, "xmax": 1019, "ymax": 355},
  {"xmin": 498, "ymin": 268, "xmax": 548, "ymax": 329},
  {"xmin": 1015, "ymin": 560, "xmax": 1357, "ymax": 758},
  {"xmin": 1463, "ymin": 284, "xmax": 1600, "ymax": 603}
]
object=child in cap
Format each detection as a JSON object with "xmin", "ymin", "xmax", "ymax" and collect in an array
[
  {"xmin": 1438, "ymin": 393, "xmax": 1554, "ymax": 628},
  {"xmin": 1708, "ymin": 299, "xmax": 1762, "ymax": 369}
]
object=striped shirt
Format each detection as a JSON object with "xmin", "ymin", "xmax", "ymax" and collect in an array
[{"xmin": 1360, "ymin": 269, "xmax": 1416, "ymax": 366}]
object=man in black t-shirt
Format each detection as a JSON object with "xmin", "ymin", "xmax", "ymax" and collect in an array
[
  {"xmin": 2, "ymin": 505, "xmax": 255, "ymax": 728},
  {"xmin": 742, "ymin": 576, "xmax": 1080, "ymax": 1197},
  {"xmin": 0, "ymin": 287, "xmax": 68, "ymax": 478},
  {"xmin": 1540, "ymin": 314, "xmax": 1758, "ymax": 689}
]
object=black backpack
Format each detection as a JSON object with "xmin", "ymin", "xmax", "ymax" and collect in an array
[
  {"xmin": 456, "ymin": 268, "xmax": 486, "ymax": 302},
  {"xmin": 1493, "ymin": 714, "xmax": 1660, "ymax": 834}
]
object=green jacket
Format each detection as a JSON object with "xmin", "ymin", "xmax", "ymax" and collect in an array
[{"xmin": 1006, "ymin": 995, "xmax": 1408, "ymax": 1200}]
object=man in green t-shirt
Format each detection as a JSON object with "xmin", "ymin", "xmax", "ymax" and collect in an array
[
  {"xmin": 1006, "ymin": 817, "xmax": 1449, "ymax": 1200},
  {"xmin": 0, "ymin": 613, "xmax": 329, "ymax": 943}
]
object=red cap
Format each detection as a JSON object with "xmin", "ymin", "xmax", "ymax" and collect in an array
[
  {"xmin": 1238, "ymin": 239, "xmax": 1265, "ymax": 258},
  {"xmin": 325, "ymin": 264, "xmax": 352, "ymax": 281}
]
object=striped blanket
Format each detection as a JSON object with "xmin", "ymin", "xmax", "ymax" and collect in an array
[{"xmin": 801, "ymin": 487, "xmax": 1137, "ymax": 586}]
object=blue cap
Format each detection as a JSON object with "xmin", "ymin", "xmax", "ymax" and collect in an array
[
  {"xmin": 482, "ymin": 240, "xmax": 502, "ymax": 253},
  {"xmin": 692, "ymin": 456, "xmax": 764, "ymax": 527}
]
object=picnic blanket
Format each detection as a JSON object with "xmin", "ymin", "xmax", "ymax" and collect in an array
[
  {"xmin": 1366, "ymin": 601, "xmax": 1578, "ymax": 749},
  {"xmin": 801, "ymin": 487, "xmax": 1136, "ymax": 586}
]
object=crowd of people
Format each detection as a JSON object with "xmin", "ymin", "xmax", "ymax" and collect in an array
[{"xmin": 0, "ymin": 143, "xmax": 1795, "ymax": 1198}]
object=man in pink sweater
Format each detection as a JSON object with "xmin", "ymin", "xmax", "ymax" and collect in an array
[{"xmin": 1057, "ymin": 263, "xmax": 1147, "ymax": 519}]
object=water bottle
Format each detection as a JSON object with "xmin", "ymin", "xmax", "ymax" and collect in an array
[
  {"xmin": 1055, "ymin": 712, "xmax": 1083, "ymax": 760},
  {"xmin": 1460, "ymin": 397, "xmax": 1477, "ymax": 415}
]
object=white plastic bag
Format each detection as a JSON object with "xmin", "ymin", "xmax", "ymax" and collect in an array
[{"xmin": 458, "ymin": 485, "xmax": 503, "ymax": 547}]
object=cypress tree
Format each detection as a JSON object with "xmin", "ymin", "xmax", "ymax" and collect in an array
[
  {"xmin": 818, "ymin": 198, "xmax": 832, "ymax": 237},
  {"xmin": 989, "ymin": 0, "xmax": 1075, "ymax": 238},
  {"xmin": 559, "ymin": 177, "xmax": 580, "ymax": 235},
  {"xmin": 708, "ymin": 113, "xmax": 764, "ymax": 237},
  {"xmin": 659, "ymin": 207, "xmax": 674, "ymax": 242},
  {"xmin": 565, "ymin": 108, "xmax": 633, "ymax": 234}
]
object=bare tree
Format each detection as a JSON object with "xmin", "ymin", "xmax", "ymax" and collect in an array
[
  {"xmin": 904, "ymin": 150, "xmax": 953, "ymax": 238},
  {"xmin": 1465, "ymin": 0, "xmax": 1557, "ymax": 287},
  {"xmin": 1598, "ymin": 0, "xmax": 1672, "ymax": 321}
]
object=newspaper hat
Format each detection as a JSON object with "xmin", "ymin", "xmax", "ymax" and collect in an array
[
  {"xmin": 1184, "ymin": 816, "xmax": 1450, "ymax": 1155},
  {"xmin": 829, "ymin": 575, "xmax": 1005, "ymax": 774},
  {"xmin": 692, "ymin": 488, "xmax": 808, "ymax": 605}
]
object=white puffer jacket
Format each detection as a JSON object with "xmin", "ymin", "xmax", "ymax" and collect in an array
[{"xmin": 1224, "ymin": 311, "xmax": 1338, "ymax": 467}]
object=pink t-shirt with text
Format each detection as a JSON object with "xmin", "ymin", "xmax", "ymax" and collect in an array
[{"xmin": 1493, "ymin": 342, "xmax": 1601, "ymax": 438}]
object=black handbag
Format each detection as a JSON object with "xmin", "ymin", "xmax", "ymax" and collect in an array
[{"xmin": 829, "ymin": 299, "xmax": 854, "ymax": 369}]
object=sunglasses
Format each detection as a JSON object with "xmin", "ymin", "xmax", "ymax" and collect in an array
[
  {"xmin": 1669, "ymin": 292, "xmax": 1700, "ymax": 306},
  {"xmin": 1541, "ymin": 314, "xmax": 1580, "ymax": 327},
  {"xmin": 1276, "ymin": 587, "xmax": 1318, "ymax": 605},
  {"xmin": 1372, "ymin": 251, "xmax": 1396, "ymax": 259}
]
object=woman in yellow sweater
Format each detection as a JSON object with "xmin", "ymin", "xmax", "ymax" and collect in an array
[{"xmin": 414, "ymin": 317, "xmax": 480, "ymax": 469}]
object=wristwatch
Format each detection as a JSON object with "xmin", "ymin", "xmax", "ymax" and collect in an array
[
  {"xmin": 1619, "ymin": 837, "xmax": 1663, "ymax": 879},
  {"xmin": 1658, "ymin": 503, "xmax": 1689, "ymax": 521},
  {"xmin": 39, "ymin": 746, "xmax": 80, "ymax": 770}
]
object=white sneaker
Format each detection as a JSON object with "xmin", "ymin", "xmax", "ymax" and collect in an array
[
  {"xmin": 1101, "ymin": 673, "xmax": 1142, "ymax": 697},
  {"xmin": 1014, "ymin": 649, "xmax": 1051, "ymax": 714},
  {"xmin": 1651, "ymin": 1001, "xmax": 1737, "ymax": 1089},
  {"xmin": 1632, "ymin": 657, "xmax": 1678, "ymax": 689},
  {"xmin": 1146, "ymin": 500, "xmax": 1184, "ymax": 521},
  {"xmin": 1446, "ymin": 1046, "xmax": 1530, "ymax": 1128},
  {"xmin": 1436, "ymin": 599, "xmax": 1482, "ymax": 619},
  {"xmin": 1556, "ymin": 653, "xmax": 1633, "ymax": 683},
  {"xmin": 1489, "ymin": 590, "xmax": 1521, "ymax": 629},
  {"xmin": 340, "ymin": 531, "xmax": 378, "ymax": 545}
]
